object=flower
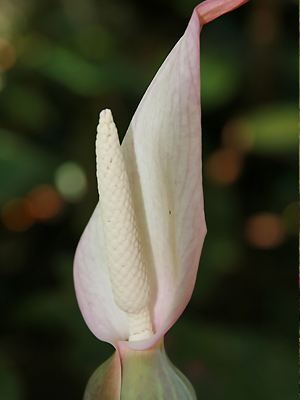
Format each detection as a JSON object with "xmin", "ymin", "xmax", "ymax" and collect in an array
[{"xmin": 73, "ymin": 0, "xmax": 248, "ymax": 398}]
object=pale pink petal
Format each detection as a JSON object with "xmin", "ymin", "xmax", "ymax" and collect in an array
[
  {"xmin": 73, "ymin": 9, "xmax": 204, "ymax": 348},
  {"xmin": 74, "ymin": 205, "xmax": 129, "ymax": 344},
  {"xmin": 121, "ymin": 10, "xmax": 205, "ymax": 349},
  {"xmin": 122, "ymin": 0, "xmax": 248, "ymax": 350},
  {"xmin": 74, "ymin": 0, "xmax": 248, "ymax": 348}
]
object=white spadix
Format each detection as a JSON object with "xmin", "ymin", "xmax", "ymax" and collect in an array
[{"xmin": 96, "ymin": 109, "xmax": 153, "ymax": 341}]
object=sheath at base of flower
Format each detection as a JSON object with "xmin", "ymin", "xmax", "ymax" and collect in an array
[{"xmin": 73, "ymin": 0, "xmax": 248, "ymax": 398}]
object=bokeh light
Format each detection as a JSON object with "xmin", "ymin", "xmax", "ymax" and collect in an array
[
  {"xmin": 222, "ymin": 117, "xmax": 254, "ymax": 152},
  {"xmin": 55, "ymin": 162, "xmax": 87, "ymax": 202},
  {"xmin": 0, "ymin": 38, "xmax": 16, "ymax": 71},
  {"xmin": 1, "ymin": 198, "xmax": 34, "ymax": 232},
  {"xmin": 250, "ymin": 1, "xmax": 278, "ymax": 46},
  {"xmin": 26, "ymin": 184, "xmax": 64, "ymax": 220},
  {"xmin": 245, "ymin": 213, "xmax": 285, "ymax": 249},
  {"xmin": 205, "ymin": 148, "xmax": 243, "ymax": 186},
  {"xmin": 225, "ymin": 104, "xmax": 297, "ymax": 155}
]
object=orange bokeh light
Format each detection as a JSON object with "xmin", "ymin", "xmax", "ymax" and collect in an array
[
  {"xmin": 2, "ymin": 198, "xmax": 34, "ymax": 232},
  {"xmin": 222, "ymin": 118, "xmax": 254, "ymax": 152},
  {"xmin": 245, "ymin": 213, "xmax": 285, "ymax": 249},
  {"xmin": 26, "ymin": 185, "xmax": 64, "ymax": 221},
  {"xmin": 205, "ymin": 148, "xmax": 243, "ymax": 185},
  {"xmin": 0, "ymin": 38, "xmax": 16, "ymax": 71}
]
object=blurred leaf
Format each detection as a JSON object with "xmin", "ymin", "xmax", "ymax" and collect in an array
[
  {"xmin": 201, "ymin": 52, "xmax": 241, "ymax": 108},
  {"xmin": 0, "ymin": 129, "xmax": 57, "ymax": 202},
  {"xmin": 244, "ymin": 103, "xmax": 297, "ymax": 155},
  {"xmin": 0, "ymin": 357, "xmax": 22, "ymax": 400},
  {"xmin": 19, "ymin": 35, "xmax": 145, "ymax": 96},
  {"xmin": 15, "ymin": 282, "xmax": 113, "ymax": 377},
  {"xmin": 76, "ymin": 25, "xmax": 117, "ymax": 61},
  {"xmin": 170, "ymin": 319, "xmax": 296, "ymax": 400},
  {"xmin": 0, "ymin": 84, "xmax": 57, "ymax": 131}
]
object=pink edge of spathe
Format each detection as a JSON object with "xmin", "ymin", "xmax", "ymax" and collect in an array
[
  {"xmin": 118, "ymin": 0, "xmax": 249, "ymax": 351},
  {"xmin": 119, "ymin": 8, "xmax": 202, "ymax": 352},
  {"xmin": 73, "ymin": 0, "xmax": 249, "ymax": 355},
  {"xmin": 196, "ymin": 0, "xmax": 249, "ymax": 25}
]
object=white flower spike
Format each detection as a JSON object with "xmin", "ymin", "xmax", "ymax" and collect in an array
[
  {"xmin": 95, "ymin": 109, "xmax": 153, "ymax": 341},
  {"xmin": 74, "ymin": 0, "xmax": 249, "ymax": 398}
]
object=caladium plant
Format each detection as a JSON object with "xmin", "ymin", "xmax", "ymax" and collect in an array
[{"xmin": 74, "ymin": 0, "xmax": 248, "ymax": 398}]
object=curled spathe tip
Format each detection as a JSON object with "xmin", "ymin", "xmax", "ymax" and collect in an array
[{"xmin": 196, "ymin": 0, "xmax": 249, "ymax": 25}]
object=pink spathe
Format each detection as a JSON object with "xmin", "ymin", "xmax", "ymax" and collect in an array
[{"xmin": 73, "ymin": 0, "xmax": 249, "ymax": 352}]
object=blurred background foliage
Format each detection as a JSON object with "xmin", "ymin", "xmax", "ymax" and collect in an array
[{"xmin": 0, "ymin": 0, "xmax": 297, "ymax": 399}]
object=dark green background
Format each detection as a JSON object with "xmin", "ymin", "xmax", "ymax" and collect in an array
[{"xmin": 0, "ymin": 0, "xmax": 297, "ymax": 399}]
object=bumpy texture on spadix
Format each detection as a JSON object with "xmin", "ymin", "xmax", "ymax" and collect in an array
[
  {"xmin": 74, "ymin": 0, "xmax": 248, "ymax": 350},
  {"xmin": 95, "ymin": 109, "xmax": 153, "ymax": 341}
]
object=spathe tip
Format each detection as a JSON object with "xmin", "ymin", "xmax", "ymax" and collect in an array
[{"xmin": 196, "ymin": 0, "xmax": 249, "ymax": 25}]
